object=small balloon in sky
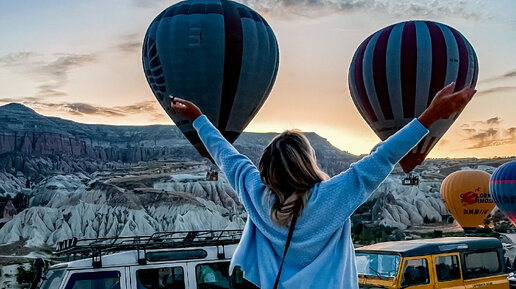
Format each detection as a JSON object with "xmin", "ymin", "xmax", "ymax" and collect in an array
[
  {"xmin": 142, "ymin": 0, "xmax": 279, "ymax": 158},
  {"xmin": 490, "ymin": 161, "xmax": 516, "ymax": 226},
  {"xmin": 440, "ymin": 170, "xmax": 494, "ymax": 230},
  {"xmin": 349, "ymin": 20, "xmax": 478, "ymax": 173}
]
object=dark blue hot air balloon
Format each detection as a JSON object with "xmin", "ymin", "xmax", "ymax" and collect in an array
[
  {"xmin": 490, "ymin": 161, "xmax": 516, "ymax": 226},
  {"xmin": 143, "ymin": 0, "xmax": 279, "ymax": 158},
  {"xmin": 349, "ymin": 20, "xmax": 478, "ymax": 173}
]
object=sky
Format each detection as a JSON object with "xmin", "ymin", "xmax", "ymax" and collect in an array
[{"xmin": 0, "ymin": 0, "xmax": 515, "ymax": 158}]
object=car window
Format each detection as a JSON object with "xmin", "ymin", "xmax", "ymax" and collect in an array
[
  {"xmin": 137, "ymin": 267, "xmax": 185, "ymax": 289},
  {"xmin": 401, "ymin": 259, "xmax": 429, "ymax": 287},
  {"xmin": 435, "ymin": 255, "xmax": 461, "ymax": 282},
  {"xmin": 65, "ymin": 271, "xmax": 120, "ymax": 289},
  {"xmin": 194, "ymin": 262, "xmax": 258, "ymax": 289},
  {"xmin": 196, "ymin": 262, "xmax": 230, "ymax": 289},
  {"xmin": 464, "ymin": 251, "xmax": 501, "ymax": 279}
]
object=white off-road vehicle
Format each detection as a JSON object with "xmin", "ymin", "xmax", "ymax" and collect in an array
[{"xmin": 35, "ymin": 230, "xmax": 258, "ymax": 289}]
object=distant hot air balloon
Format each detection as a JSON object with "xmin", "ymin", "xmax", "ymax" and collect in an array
[
  {"xmin": 490, "ymin": 161, "xmax": 516, "ymax": 226},
  {"xmin": 349, "ymin": 21, "xmax": 478, "ymax": 173},
  {"xmin": 142, "ymin": 0, "xmax": 279, "ymax": 158},
  {"xmin": 440, "ymin": 170, "xmax": 494, "ymax": 230}
]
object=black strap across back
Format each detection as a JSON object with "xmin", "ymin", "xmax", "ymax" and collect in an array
[{"xmin": 272, "ymin": 200, "xmax": 302, "ymax": 289}]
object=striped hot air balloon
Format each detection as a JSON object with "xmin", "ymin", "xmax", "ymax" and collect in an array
[
  {"xmin": 143, "ymin": 0, "xmax": 279, "ymax": 158},
  {"xmin": 349, "ymin": 20, "xmax": 478, "ymax": 173},
  {"xmin": 490, "ymin": 161, "xmax": 516, "ymax": 226}
]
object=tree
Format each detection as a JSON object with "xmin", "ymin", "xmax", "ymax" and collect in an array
[{"xmin": 16, "ymin": 264, "xmax": 36, "ymax": 285}]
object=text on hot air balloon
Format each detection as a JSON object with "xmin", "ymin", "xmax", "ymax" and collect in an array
[
  {"xmin": 463, "ymin": 209, "xmax": 492, "ymax": 215},
  {"xmin": 460, "ymin": 190, "xmax": 493, "ymax": 206}
]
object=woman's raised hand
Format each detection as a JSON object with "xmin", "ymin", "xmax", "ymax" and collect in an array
[
  {"xmin": 418, "ymin": 82, "xmax": 477, "ymax": 129},
  {"xmin": 170, "ymin": 97, "xmax": 202, "ymax": 121}
]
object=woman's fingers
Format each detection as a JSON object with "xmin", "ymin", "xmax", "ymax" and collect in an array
[
  {"xmin": 419, "ymin": 84, "xmax": 476, "ymax": 128},
  {"xmin": 454, "ymin": 87, "xmax": 476, "ymax": 107},
  {"xmin": 438, "ymin": 82, "xmax": 456, "ymax": 97},
  {"xmin": 167, "ymin": 96, "xmax": 202, "ymax": 120},
  {"xmin": 445, "ymin": 87, "xmax": 477, "ymax": 115}
]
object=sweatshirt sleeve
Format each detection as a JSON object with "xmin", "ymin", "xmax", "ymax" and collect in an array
[
  {"xmin": 315, "ymin": 119, "xmax": 429, "ymax": 223},
  {"xmin": 192, "ymin": 115, "xmax": 272, "ymax": 225}
]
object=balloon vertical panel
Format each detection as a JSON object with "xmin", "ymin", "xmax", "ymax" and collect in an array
[
  {"xmin": 490, "ymin": 161, "xmax": 516, "ymax": 226},
  {"xmin": 224, "ymin": 3, "xmax": 279, "ymax": 133},
  {"xmin": 349, "ymin": 20, "xmax": 478, "ymax": 173},
  {"xmin": 143, "ymin": 0, "xmax": 279, "ymax": 159}
]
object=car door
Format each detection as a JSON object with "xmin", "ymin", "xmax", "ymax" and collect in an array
[
  {"xmin": 433, "ymin": 253, "xmax": 465, "ymax": 289},
  {"xmin": 398, "ymin": 256, "xmax": 434, "ymax": 289}
]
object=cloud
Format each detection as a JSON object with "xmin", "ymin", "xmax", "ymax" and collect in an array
[
  {"xmin": 0, "ymin": 96, "xmax": 42, "ymax": 103},
  {"xmin": 110, "ymin": 33, "xmax": 142, "ymax": 54},
  {"xmin": 239, "ymin": 0, "xmax": 489, "ymax": 19},
  {"xmin": 38, "ymin": 101, "xmax": 161, "ymax": 118},
  {"xmin": 115, "ymin": 41, "xmax": 142, "ymax": 53},
  {"xmin": 0, "ymin": 52, "xmax": 96, "ymax": 98},
  {"xmin": 131, "ymin": 0, "xmax": 170, "ymax": 8},
  {"xmin": 503, "ymin": 70, "xmax": 516, "ymax": 78},
  {"xmin": 0, "ymin": 52, "xmax": 37, "ymax": 66},
  {"xmin": 462, "ymin": 128, "xmax": 476, "ymax": 134},
  {"xmin": 465, "ymin": 127, "xmax": 516, "ymax": 149},
  {"xmin": 0, "ymin": 33, "xmax": 144, "ymax": 100},
  {"xmin": 476, "ymin": 86, "xmax": 516, "ymax": 97},
  {"xmin": 461, "ymin": 117, "xmax": 516, "ymax": 149},
  {"xmin": 66, "ymin": 103, "xmax": 125, "ymax": 117},
  {"xmin": 134, "ymin": 0, "xmax": 489, "ymax": 19},
  {"xmin": 480, "ymin": 69, "xmax": 516, "ymax": 83},
  {"xmin": 0, "ymin": 98, "xmax": 165, "ymax": 120},
  {"xmin": 469, "ymin": 116, "xmax": 502, "ymax": 126},
  {"xmin": 483, "ymin": 117, "xmax": 501, "ymax": 125}
]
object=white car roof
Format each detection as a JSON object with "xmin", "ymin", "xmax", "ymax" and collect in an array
[{"xmin": 54, "ymin": 244, "xmax": 238, "ymax": 269}]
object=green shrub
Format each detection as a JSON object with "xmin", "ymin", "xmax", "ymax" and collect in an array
[{"xmin": 16, "ymin": 264, "xmax": 36, "ymax": 285}]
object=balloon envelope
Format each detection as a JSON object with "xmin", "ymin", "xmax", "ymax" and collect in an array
[
  {"xmin": 142, "ymin": 0, "xmax": 279, "ymax": 158},
  {"xmin": 440, "ymin": 170, "xmax": 494, "ymax": 229},
  {"xmin": 490, "ymin": 161, "xmax": 516, "ymax": 226},
  {"xmin": 349, "ymin": 20, "xmax": 478, "ymax": 173}
]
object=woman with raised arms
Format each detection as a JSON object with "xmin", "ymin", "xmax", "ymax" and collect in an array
[{"xmin": 171, "ymin": 82, "xmax": 476, "ymax": 289}]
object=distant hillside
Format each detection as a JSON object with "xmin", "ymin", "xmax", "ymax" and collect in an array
[{"xmin": 0, "ymin": 103, "xmax": 358, "ymax": 179}]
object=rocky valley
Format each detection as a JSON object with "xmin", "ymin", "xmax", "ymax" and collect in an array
[{"xmin": 0, "ymin": 103, "xmax": 515, "ymax": 278}]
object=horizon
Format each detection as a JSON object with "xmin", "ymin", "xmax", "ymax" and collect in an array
[
  {"xmin": 2, "ymin": 101, "xmax": 515, "ymax": 160},
  {"xmin": 1, "ymin": 1, "xmax": 516, "ymax": 158}
]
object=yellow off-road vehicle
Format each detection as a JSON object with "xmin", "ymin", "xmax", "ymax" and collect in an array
[{"xmin": 355, "ymin": 237, "xmax": 509, "ymax": 289}]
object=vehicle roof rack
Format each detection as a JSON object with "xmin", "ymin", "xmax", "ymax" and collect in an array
[{"xmin": 55, "ymin": 230, "xmax": 242, "ymax": 267}]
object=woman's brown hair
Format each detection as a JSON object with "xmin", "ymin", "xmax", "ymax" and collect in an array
[{"xmin": 259, "ymin": 130, "xmax": 329, "ymax": 226}]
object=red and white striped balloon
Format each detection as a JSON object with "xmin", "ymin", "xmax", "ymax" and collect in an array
[{"xmin": 349, "ymin": 20, "xmax": 478, "ymax": 173}]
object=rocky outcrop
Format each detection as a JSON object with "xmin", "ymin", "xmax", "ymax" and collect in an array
[
  {"xmin": 0, "ymin": 170, "xmax": 246, "ymax": 247},
  {"xmin": 2, "ymin": 200, "xmax": 16, "ymax": 220},
  {"xmin": 0, "ymin": 172, "xmax": 24, "ymax": 195},
  {"xmin": 367, "ymin": 177, "xmax": 448, "ymax": 229},
  {"xmin": 0, "ymin": 201, "xmax": 245, "ymax": 247}
]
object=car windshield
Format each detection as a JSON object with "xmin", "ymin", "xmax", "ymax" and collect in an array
[
  {"xmin": 356, "ymin": 253, "xmax": 400, "ymax": 278},
  {"xmin": 40, "ymin": 269, "xmax": 65, "ymax": 289}
]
